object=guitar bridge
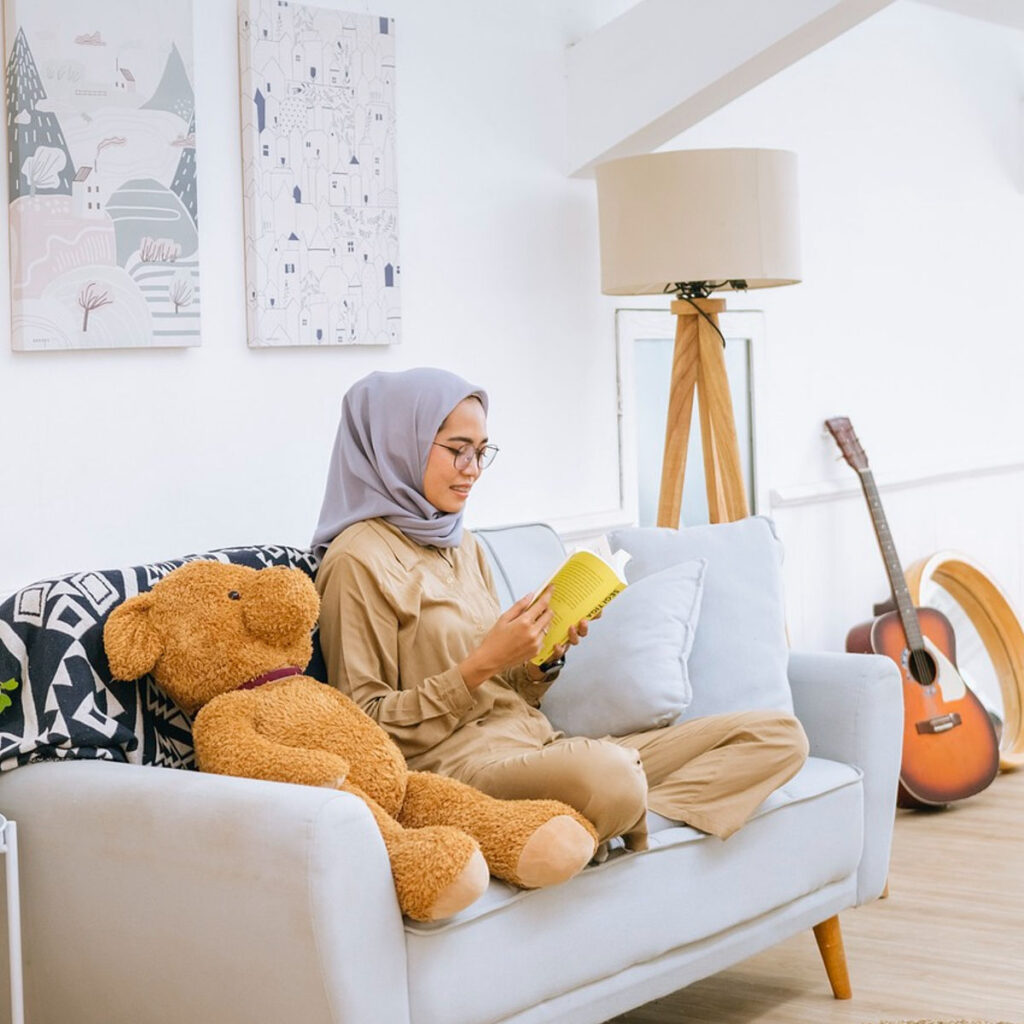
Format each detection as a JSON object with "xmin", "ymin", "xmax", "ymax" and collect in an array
[{"xmin": 915, "ymin": 713, "xmax": 962, "ymax": 735}]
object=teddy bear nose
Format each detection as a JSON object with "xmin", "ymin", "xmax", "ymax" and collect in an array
[{"xmin": 241, "ymin": 567, "xmax": 320, "ymax": 646}]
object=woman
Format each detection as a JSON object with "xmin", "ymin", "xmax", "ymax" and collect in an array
[{"xmin": 313, "ymin": 367, "xmax": 807, "ymax": 853}]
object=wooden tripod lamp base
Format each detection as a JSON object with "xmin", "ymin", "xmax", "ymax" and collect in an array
[{"xmin": 656, "ymin": 298, "xmax": 749, "ymax": 528}]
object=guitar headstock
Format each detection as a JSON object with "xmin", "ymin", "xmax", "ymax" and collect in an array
[{"xmin": 825, "ymin": 417, "xmax": 869, "ymax": 472}]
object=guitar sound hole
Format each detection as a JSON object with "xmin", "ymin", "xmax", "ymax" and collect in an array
[{"xmin": 907, "ymin": 648, "xmax": 936, "ymax": 686}]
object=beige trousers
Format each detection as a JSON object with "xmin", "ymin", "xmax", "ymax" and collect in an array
[{"xmin": 462, "ymin": 710, "xmax": 809, "ymax": 849}]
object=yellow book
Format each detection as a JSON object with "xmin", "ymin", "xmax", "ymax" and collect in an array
[{"xmin": 529, "ymin": 547, "xmax": 629, "ymax": 666}]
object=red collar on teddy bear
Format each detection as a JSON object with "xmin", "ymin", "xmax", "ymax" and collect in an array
[{"xmin": 238, "ymin": 666, "xmax": 303, "ymax": 691}]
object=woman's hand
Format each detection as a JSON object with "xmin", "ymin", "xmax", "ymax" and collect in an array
[{"xmin": 458, "ymin": 589, "xmax": 555, "ymax": 689}]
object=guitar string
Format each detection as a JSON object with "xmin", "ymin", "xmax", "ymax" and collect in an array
[
  {"xmin": 869, "ymin": 469, "xmax": 935, "ymax": 685},
  {"xmin": 833, "ymin": 425, "xmax": 935, "ymax": 687}
]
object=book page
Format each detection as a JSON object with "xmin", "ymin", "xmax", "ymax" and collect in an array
[{"xmin": 530, "ymin": 550, "xmax": 627, "ymax": 665}]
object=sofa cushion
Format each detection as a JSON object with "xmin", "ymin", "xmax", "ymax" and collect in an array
[
  {"xmin": 404, "ymin": 756, "xmax": 862, "ymax": 1024},
  {"xmin": 609, "ymin": 517, "xmax": 793, "ymax": 721},
  {"xmin": 540, "ymin": 559, "xmax": 706, "ymax": 737},
  {"xmin": 0, "ymin": 545, "xmax": 324, "ymax": 772}
]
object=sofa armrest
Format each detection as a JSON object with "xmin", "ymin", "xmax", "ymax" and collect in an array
[
  {"xmin": 788, "ymin": 650, "xmax": 903, "ymax": 905},
  {"xmin": 0, "ymin": 760, "xmax": 410, "ymax": 1024}
]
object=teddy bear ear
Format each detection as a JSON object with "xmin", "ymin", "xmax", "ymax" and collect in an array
[{"xmin": 103, "ymin": 593, "xmax": 162, "ymax": 681}]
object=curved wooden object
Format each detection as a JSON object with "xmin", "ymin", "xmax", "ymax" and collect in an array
[{"xmin": 905, "ymin": 552, "xmax": 1024, "ymax": 772}]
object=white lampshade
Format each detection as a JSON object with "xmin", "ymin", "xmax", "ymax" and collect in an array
[{"xmin": 595, "ymin": 148, "xmax": 801, "ymax": 296}]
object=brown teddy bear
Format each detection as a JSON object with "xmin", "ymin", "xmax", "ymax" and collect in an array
[{"xmin": 103, "ymin": 560, "xmax": 597, "ymax": 922}]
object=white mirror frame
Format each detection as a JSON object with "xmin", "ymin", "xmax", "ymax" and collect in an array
[{"xmin": 615, "ymin": 306, "xmax": 770, "ymax": 527}]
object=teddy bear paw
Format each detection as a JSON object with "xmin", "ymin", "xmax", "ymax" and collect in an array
[
  {"xmin": 514, "ymin": 814, "xmax": 597, "ymax": 888},
  {"xmin": 424, "ymin": 848, "xmax": 489, "ymax": 920},
  {"xmin": 389, "ymin": 826, "xmax": 490, "ymax": 922}
]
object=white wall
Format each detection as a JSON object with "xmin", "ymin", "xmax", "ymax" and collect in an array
[
  {"xmin": 658, "ymin": 0, "xmax": 1024, "ymax": 653},
  {"xmin": 0, "ymin": 0, "xmax": 633, "ymax": 594},
  {"xmin": 6, "ymin": 0, "xmax": 1024, "ymax": 678}
]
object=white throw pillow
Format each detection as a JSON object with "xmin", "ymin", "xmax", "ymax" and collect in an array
[
  {"xmin": 609, "ymin": 517, "xmax": 793, "ymax": 721},
  {"xmin": 540, "ymin": 558, "xmax": 706, "ymax": 738}
]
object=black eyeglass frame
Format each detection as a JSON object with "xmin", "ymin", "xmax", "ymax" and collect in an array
[{"xmin": 432, "ymin": 442, "xmax": 499, "ymax": 471}]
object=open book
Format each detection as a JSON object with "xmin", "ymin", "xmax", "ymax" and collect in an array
[{"xmin": 528, "ymin": 545, "xmax": 630, "ymax": 666}]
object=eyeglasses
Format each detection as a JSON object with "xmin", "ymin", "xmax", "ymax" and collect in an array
[{"xmin": 432, "ymin": 442, "xmax": 499, "ymax": 471}]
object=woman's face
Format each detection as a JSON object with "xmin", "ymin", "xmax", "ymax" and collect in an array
[{"xmin": 422, "ymin": 397, "xmax": 488, "ymax": 514}]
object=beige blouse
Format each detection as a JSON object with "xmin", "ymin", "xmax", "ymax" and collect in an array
[{"xmin": 315, "ymin": 518, "xmax": 560, "ymax": 778}]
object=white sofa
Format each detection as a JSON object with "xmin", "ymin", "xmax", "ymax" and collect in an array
[{"xmin": 0, "ymin": 521, "xmax": 903, "ymax": 1024}]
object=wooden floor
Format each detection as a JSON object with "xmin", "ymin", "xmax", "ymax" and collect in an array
[{"xmin": 611, "ymin": 766, "xmax": 1024, "ymax": 1024}]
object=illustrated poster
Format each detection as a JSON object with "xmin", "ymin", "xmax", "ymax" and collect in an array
[
  {"xmin": 4, "ymin": 0, "xmax": 200, "ymax": 350},
  {"xmin": 239, "ymin": 0, "xmax": 400, "ymax": 347}
]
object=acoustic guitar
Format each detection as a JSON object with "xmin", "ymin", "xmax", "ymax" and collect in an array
[{"xmin": 825, "ymin": 417, "xmax": 999, "ymax": 808}]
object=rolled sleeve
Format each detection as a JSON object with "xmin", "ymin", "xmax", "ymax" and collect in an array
[{"xmin": 499, "ymin": 663, "xmax": 556, "ymax": 708}]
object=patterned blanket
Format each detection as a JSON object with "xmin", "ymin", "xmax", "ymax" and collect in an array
[{"xmin": 0, "ymin": 545, "xmax": 324, "ymax": 772}]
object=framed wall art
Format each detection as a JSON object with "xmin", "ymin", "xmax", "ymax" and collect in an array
[
  {"xmin": 3, "ymin": 0, "xmax": 200, "ymax": 350},
  {"xmin": 238, "ymin": 0, "xmax": 400, "ymax": 347}
]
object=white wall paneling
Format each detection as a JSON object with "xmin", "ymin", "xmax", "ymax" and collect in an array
[{"xmin": 773, "ymin": 464, "xmax": 1024, "ymax": 655}]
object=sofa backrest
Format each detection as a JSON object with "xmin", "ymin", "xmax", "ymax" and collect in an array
[
  {"xmin": 0, "ymin": 545, "xmax": 325, "ymax": 773},
  {"xmin": 474, "ymin": 523, "xmax": 566, "ymax": 609},
  {"xmin": 0, "ymin": 525, "xmax": 566, "ymax": 774}
]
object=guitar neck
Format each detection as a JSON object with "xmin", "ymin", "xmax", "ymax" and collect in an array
[{"xmin": 857, "ymin": 468, "xmax": 924, "ymax": 649}]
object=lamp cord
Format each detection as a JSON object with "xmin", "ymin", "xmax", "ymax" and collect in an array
[{"xmin": 663, "ymin": 285, "xmax": 730, "ymax": 349}]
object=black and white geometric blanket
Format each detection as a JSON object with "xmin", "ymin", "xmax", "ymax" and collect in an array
[{"xmin": 0, "ymin": 545, "xmax": 325, "ymax": 773}]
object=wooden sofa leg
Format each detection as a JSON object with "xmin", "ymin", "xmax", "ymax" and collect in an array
[{"xmin": 812, "ymin": 915, "xmax": 852, "ymax": 999}]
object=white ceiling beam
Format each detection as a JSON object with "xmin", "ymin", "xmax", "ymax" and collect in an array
[{"xmin": 567, "ymin": 0, "xmax": 896, "ymax": 177}]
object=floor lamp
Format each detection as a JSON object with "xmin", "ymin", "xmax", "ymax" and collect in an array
[{"xmin": 595, "ymin": 148, "xmax": 802, "ymax": 527}]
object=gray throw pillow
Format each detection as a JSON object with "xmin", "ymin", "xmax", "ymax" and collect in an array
[
  {"xmin": 540, "ymin": 558, "xmax": 706, "ymax": 738},
  {"xmin": 608, "ymin": 517, "xmax": 793, "ymax": 721}
]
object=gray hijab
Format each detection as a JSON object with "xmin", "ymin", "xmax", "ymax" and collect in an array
[{"xmin": 312, "ymin": 368, "xmax": 489, "ymax": 557}]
